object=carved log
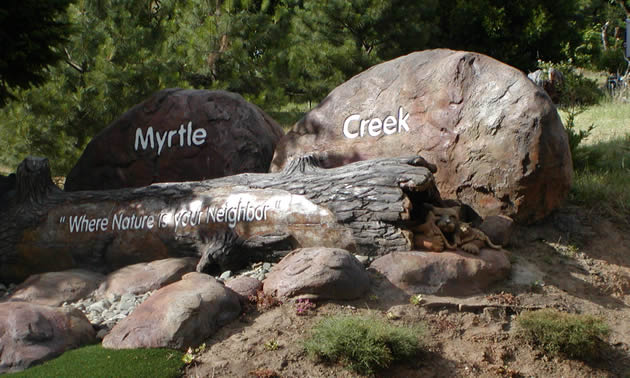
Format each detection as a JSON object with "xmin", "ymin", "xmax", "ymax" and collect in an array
[{"xmin": 0, "ymin": 155, "xmax": 440, "ymax": 284}]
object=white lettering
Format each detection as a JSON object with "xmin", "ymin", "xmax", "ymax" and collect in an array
[
  {"xmin": 167, "ymin": 130, "xmax": 177, "ymax": 148},
  {"xmin": 383, "ymin": 116, "xmax": 397, "ymax": 135},
  {"xmin": 156, "ymin": 131, "xmax": 168, "ymax": 155},
  {"xmin": 341, "ymin": 107, "xmax": 412, "ymax": 139},
  {"xmin": 342, "ymin": 114, "xmax": 360, "ymax": 139},
  {"xmin": 192, "ymin": 128, "xmax": 206, "ymax": 146},
  {"xmin": 133, "ymin": 122, "xmax": 207, "ymax": 154},
  {"xmin": 398, "ymin": 106, "xmax": 410, "ymax": 132},
  {"xmin": 67, "ymin": 215, "xmax": 109, "ymax": 233},
  {"xmin": 135, "ymin": 127, "xmax": 154, "ymax": 151},
  {"xmin": 178, "ymin": 124, "xmax": 186, "ymax": 147},
  {"xmin": 368, "ymin": 118, "xmax": 382, "ymax": 136}
]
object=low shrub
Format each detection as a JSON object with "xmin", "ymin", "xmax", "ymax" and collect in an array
[
  {"xmin": 516, "ymin": 309, "xmax": 610, "ymax": 361},
  {"xmin": 6, "ymin": 344, "xmax": 185, "ymax": 378},
  {"xmin": 303, "ymin": 314, "xmax": 424, "ymax": 375}
]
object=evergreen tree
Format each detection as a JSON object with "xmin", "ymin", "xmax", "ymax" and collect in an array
[{"xmin": 0, "ymin": 0, "xmax": 74, "ymax": 106}]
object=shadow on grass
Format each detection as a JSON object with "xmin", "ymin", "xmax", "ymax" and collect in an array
[{"xmin": 570, "ymin": 134, "xmax": 630, "ymax": 220}]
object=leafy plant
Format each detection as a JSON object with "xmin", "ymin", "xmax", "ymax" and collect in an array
[
  {"xmin": 182, "ymin": 343, "xmax": 206, "ymax": 365},
  {"xmin": 409, "ymin": 294, "xmax": 424, "ymax": 306},
  {"xmin": 516, "ymin": 309, "xmax": 610, "ymax": 361},
  {"xmin": 295, "ymin": 298, "xmax": 316, "ymax": 316},
  {"xmin": 263, "ymin": 339, "xmax": 280, "ymax": 352},
  {"xmin": 248, "ymin": 290, "xmax": 282, "ymax": 312},
  {"xmin": 537, "ymin": 60, "xmax": 603, "ymax": 107},
  {"xmin": 303, "ymin": 314, "xmax": 424, "ymax": 375}
]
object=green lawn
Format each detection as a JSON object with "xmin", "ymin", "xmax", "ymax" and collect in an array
[
  {"xmin": 559, "ymin": 100, "xmax": 630, "ymax": 218},
  {"xmin": 5, "ymin": 345, "xmax": 185, "ymax": 378}
]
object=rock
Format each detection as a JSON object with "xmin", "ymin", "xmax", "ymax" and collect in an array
[
  {"xmin": 8, "ymin": 270, "xmax": 104, "ymax": 307},
  {"xmin": 263, "ymin": 247, "xmax": 370, "ymax": 300},
  {"xmin": 102, "ymin": 272, "xmax": 240, "ymax": 350},
  {"xmin": 478, "ymin": 215, "xmax": 515, "ymax": 246},
  {"xmin": 65, "ymin": 89, "xmax": 284, "ymax": 191},
  {"xmin": 225, "ymin": 276, "xmax": 262, "ymax": 300},
  {"xmin": 270, "ymin": 49, "xmax": 572, "ymax": 224},
  {"xmin": 0, "ymin": 301, "xmax": 96, "ymax": 373},
  {"xmin": 97, "ymin": 257, "xmax": 197, "ymax": 297},
  {"xmin": 369, "ymin": 250, "xmax": 511, "ymax": 296},
  {"xmin": 354, "ymin": 255, "xmax": 370, "ymax": 266},
  {"xmin": 219, "ymin": 270, "xmax": 232, "ymax": 280},
  {"xmin": 69, "ymin": 290, "xmax": 153, "ymax": 331}
]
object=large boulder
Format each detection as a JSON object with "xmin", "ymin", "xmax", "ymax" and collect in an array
[
  {"xmin": 97, "ymin": 257, "xmax": 198, "ymax": 298},
  {"xmin": 369, "ymin": 249, "xmax": 511, "ymax": 296},
  {"xmin": 263, "ymin": 247, "xmax": 370, "ymax": 300},
  {"xmin": 0, "ymin": 301, "xmax": 96, "ymax": 373},
  {"xmin": 270, "ymin": 49, "xmax": 572, "ymax": 223},
  {"xmin": 9, "ymin": 269, "xmax": 104, "ymax": 307},
  {"xmin": 102, "ymin": 272, "xmax": 240, "ymax": 350},
  {"xmin": 65, "ymin": 89, "xmax": 284, "ymax": 191}
]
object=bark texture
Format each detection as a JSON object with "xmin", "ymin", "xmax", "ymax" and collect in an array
[{"xmin": 1, "ymin": 155, "xmax": 440, "ymax": 283}]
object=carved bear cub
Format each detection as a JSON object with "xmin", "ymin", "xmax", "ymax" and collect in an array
[{"xmin": 413, "ymin": 204, "xmax": 502, "ymax": 254}]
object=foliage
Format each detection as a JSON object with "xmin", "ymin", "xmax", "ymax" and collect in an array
[
  {"xmin": 435, "ymin": 0, "xmax": 581, "ymax": 72},
  {"xmin": 182, "ymin": 342, "xmax": 206, "ymax": 365},
  {"xmin": 248, "ymin": 290, "xmax": 282, "ymax": 311},
  {"xmin": 563, "ymin": 106, "xmax": 597, "ymax": 170},
  {"xmin": 537, "ymin": 61, "xmax": 601, "ymax": 169},
  {"xmin": 538, "ymin": 60, "xmax": 603, "ymax": 107},
  {"xmin": 560, "ymin": 100, "xmax": 630, "ymax": 219},
  {"xmin": 5, "ymin": 344, "xmax": 185, "ymax": 378},
  {"xmin": 516, "ymin": 309, "xmax": 610, "ymax": 361},
  {"xmin": 263, "ymin": 339, "xmax": 280, "ymax": 351},
  {"xmin": 0, "ymin": 0, "xmax": 74, "ymax": 107},
  {"xmin": 295, "ymin": 298, "xmax": 316, "ymax": 315},
  {"xmin": 409, "ymin": 294, "xmax": 424, "ymax": 306},
  {"xmin": 303, "ymin": 314, "xmax": 424, "ymax": 375},
  {"xmin": 0, "ymin": 0, "xmax": 616, "ymax": 174}
]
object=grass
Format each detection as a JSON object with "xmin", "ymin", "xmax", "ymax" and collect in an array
[
  {"xmin": 516, "ymin": 309, "xmax": 610, "ymax": 361},
  {"xmin": 559, "ymin": 101, "xmax": 630, "ymax": 220},
  {"xmin": 303, "ymin": 314, "xmax": 424, "ymax": 375},
  {"xmin": 5, "ymin": 344, "xmax": 185, "ymax": 378}
]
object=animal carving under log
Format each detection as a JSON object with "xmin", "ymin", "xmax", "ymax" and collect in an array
[
  {"xmin": 412, "ymin": 204, "xmax": 501, "ymax": 254},
  {"xmin": 0, "ymin": 155, "xmax": 441, "ymax": 284},
  {"xmin": 455, "ymin": 222, "xmax": 502, "ymax": 255}
]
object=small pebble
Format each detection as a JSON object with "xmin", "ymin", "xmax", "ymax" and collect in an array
[{"xmin": 220, "ymin": 270, "xmax": 232, "ymax": 280}]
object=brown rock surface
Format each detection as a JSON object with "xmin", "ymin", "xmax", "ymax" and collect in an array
[
  {"xmin": 9, "ymin": 270, "xmax": 104, "ymax": 306},
  {"xmin": 65, "ymin": 88, "xmax": 284, "ymax": 191},
  {"xmin": 270, "ymin": 49, "xmax": 572, "ymax": 223},
  {"xmin": 369, "ymin": 249, "xmax": 511, "ymax": 296},
  {"xmin": 263, "ymin": 247, "xmax": 370, "ymax": 300},
  {"xmin": 102, "ymin": 272, "xmax": 240, "ymax": 350},
  {"xmin": 97, "ymin": 257, "xmax": 197, "ymax": 297},
  {"xmin": 0, "ymin": 301, "xmax": 96, "ymax": 373},
  {"xmin": 225, "ymin": 276, "xmax": 263, "ymax": 300},
  {"xmin": 478, "ymin": 215, "xmax": 515, "ymax": 246}
]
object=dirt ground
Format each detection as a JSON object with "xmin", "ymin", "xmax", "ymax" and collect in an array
[{"xmin": 185, "ymin": 205, "xmax": 630, "ymax": 378}]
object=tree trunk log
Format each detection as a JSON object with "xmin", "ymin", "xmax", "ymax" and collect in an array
[{"xmin": 0, "ymin": 155, "xmax": 440, "ymax": 284}]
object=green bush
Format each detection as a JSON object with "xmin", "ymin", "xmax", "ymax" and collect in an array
[
  {"xmin": 537, "ymin": 61, "xmax": 603, "ymax": 107},
  {"xmin": 303, "ymin": 315, "xmax": 423, "ymax": 375},
  {"xmin": 516, "ymin": 309, "xmax": 610, "ymax": 361},
  {"xmin": 6, "ymin": 344, "xmax": 185, "ymax": 378}
]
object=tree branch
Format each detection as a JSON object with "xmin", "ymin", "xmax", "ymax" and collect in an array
[{"xmin": 64, "ymin": 48, "xmax": 84, "ymax": 74}]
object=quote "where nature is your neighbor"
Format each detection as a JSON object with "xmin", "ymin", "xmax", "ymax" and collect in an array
[{"xmin": 59, "ymin": 198, "xmax": 281, "ymax": 233}]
